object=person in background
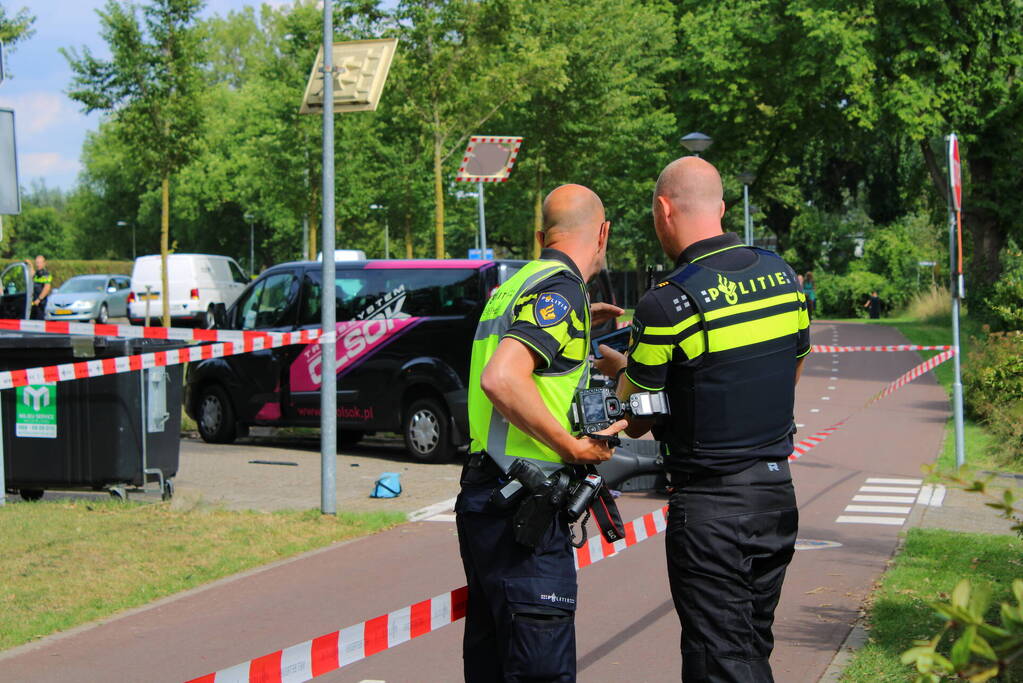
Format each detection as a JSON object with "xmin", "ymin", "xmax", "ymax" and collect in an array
[
  {"xmin": 27, "ymin": 254, "xmax": 52, "ymax": 320},
  {"xmin": 802, "ymin": 271, "xmax": 816, "ymax": 319},
  {"xmin": 864, "ymin": 290, "xmax": 882, "ymax": 319}
]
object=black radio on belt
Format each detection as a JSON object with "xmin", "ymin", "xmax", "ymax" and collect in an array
[{"xmin": 571, "ymin": 387, "xmax": 670, "ymax": 436}]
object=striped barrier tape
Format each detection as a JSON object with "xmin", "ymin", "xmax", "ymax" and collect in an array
[
  {"xmin": 810, "ymin": 344, "xmax": 951, "ymax": 353},
  {"xmin": 868, "ymin": 347, "xmax": 956, "ymax": 405},
  {"xmin": 182, "ymin": 344, "xmax": 956, "ymax": 682},
  {"xmin": 184, "ymin": 506, "xmax": 669, "ymax": 683},
  {"xmin": 787, "ymin": 347, "xmax": 956, "ymax": 461},
  {"xmin": 0, "ymin": 329, "xmax": 320, "ymax": 390},
  {"xmin": 0, "ymin": 317, "xmax": 322, "ymax": 346}
]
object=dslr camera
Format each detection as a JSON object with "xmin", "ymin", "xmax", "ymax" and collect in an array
[{"xmin": 571, "ymin": 387, "xmax": 670, "ymax": 435}]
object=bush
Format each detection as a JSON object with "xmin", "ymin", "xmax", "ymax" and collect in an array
[
  {"xmin": 963, "ymin": 331, "xmax": 1023, "ymax": 468},
  {"xmin": 815, "ymin": 269, "xmax": 887, "ymax": 318},
  {"xmin": 2, "ymin": 259, "xmax": 133, "ymax": 288},
  {"xmin": 986, "ymin": 240, "xmax": 1023, "ymax": 331}
]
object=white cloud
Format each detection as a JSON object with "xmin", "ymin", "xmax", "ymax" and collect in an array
[
  {"xmin": 0, "ymin": 92, "xmax": 76, "ymax": 136},
  {"xmin": 21, "ymin": 152, "xmax": 80, "ymax": 176}
]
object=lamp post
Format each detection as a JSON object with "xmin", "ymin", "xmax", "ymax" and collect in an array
[
  {"xmin": 244, "ymin": 212, "xmax": 255, "ymax": 276},
  {"xmin": 737, "ymin": 171, "xmax": 756, "ymax": 245},
  {"xmin": 680, "ymin": 131, "xmax": 713, "ymax": 157},
  {"xmin": 370, "ymin": 204, "xmax": 389, "ymax": 258},
  {"xmin": 117, "ymin": 220, "xmax": 135, "ymax": 259}
]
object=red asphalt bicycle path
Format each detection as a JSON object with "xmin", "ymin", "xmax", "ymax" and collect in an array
[{"xmin": 0, "ymin": 321, "xmax": 949, "ymax": 683}]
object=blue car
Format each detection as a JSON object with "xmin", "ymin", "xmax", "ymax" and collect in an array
[{"xmin": 45, "ymin": 274, "xmax": 132, "ymax": 323}]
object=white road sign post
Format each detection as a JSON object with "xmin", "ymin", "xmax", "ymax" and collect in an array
[
  {"xmin": 301, "ymin": 36, "xmax": 397, "ymax": 515},
  {"xmin": 946, "ymin": 133, "xmax": 966, "ymax": 469},
  {"xmin": 455, "ymin": 136, "xmax": 523, "ymax": 257}
]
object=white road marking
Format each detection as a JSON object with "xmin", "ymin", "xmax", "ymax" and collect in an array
[
  {"xmin": 844, "ymin": 505, "xmax": 912, "ymax": 514},
  {"xmin": 810, "ymin": 408, "xmax": 821, "ymax": 413},
  {"xmin": 929, "ymin": 485, "xmax": 947, "ymax": 507},
  {"xmin": 830, "ymin": 376, "xmax": 838, "ymax": 380},
  {"xmin": 408, "ymin": 496, "xmax": 458, "ymax": 522},
  {"xmin": 424, "ymin": 514, "xmax": 457, "ymax": 523},
  {"xmin": 916, "ymin": 485, "xmax": 934, "ymax": 505},
  {"xmin": 836, "ymin": 515, "xmax": 905, "ymax": 526},
  {"xmin": 853, "ymin": 494, "xmax": 916, "ymax": 503},
  {"xmin": 796, "ymin": 423, "xmax": 805, "ymax": 428},
  {"xmin": 860, "ymin": 486, "xmax": 920, "ymax": 494},
  {"xmin": 866, "ymin": 477, "xmax": 923, "ymax": 485},
  {"xmin": 828, "ymin": 386, "xmax": 836, "ymax": 390},
  {"xmin": 821, "ymin": 396, "xmax": 830, "ymax": 400}
]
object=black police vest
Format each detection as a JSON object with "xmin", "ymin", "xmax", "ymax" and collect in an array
[{"xmin": 655, "ymin": 248, "xmax": 800, "ymax": 464}]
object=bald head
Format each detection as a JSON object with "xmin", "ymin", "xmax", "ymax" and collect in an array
[
  {"xmin": 541, "ymin": 184, "xmax": 605, "ymax": 239},
  {"xmin": 654, "ymin": 157, "xmax": 723, "ymax": 217}
]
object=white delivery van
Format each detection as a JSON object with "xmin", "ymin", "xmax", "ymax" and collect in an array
[{"xmin": 129, "ymin": 254, "xmax": 249, "ymax": 326}]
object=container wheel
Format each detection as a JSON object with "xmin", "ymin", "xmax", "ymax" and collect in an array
[
  {"xmin": 109, "ymin": 487, "xmax": 127, "ymax": 501},
  {"xmin": 19, "ymin": 489, "xmax": 44, "ymax": 502},
  {"xmin": 402, "ymin": 397, "xmax": 453, "ymax": 463},
  {"xmin": 162, "ymin": 479, "xmax": 175, "ymax": 501}
]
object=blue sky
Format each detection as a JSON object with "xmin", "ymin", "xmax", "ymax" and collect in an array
[{"xmin": 0, "ymin": 0, "xmax": 279, "ymax": 193}]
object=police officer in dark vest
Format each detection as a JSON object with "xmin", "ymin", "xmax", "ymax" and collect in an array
[
  {"xmin": 458, "ymin": 184, "xmax": 628, "ymax": 682},
  {"xmin": 597, "ymin": 157, "xmax": 810, "ymax": 682},
  {"xmin": 29, "ymin": 254, "xmax": 53, "ymax": 320}
]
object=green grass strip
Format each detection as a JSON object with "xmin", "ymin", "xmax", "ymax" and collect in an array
[
  {"xmin": 0, "ymin": 500, "xmax": 405, "ymax": 651},
  {"xmin": 840, "ymin": 528, "xmax": 1023, "ymax": 682}
]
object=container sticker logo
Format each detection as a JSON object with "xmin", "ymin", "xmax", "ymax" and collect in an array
[
  {"xmin": 535, "ymin": 292, "xmax": 570, "ymax": 327},
  {"xmin": 16, "ymin": 384, "xmax": 57, "ymax": 439}
]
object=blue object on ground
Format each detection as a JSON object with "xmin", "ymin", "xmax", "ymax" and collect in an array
[{"xmin": 371, "ymin": 472, "xmax": 402, "ymax": 498}]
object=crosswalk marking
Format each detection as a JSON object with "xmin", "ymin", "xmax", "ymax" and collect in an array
[
  {"xmin": 844, "ymin": 505, "xmax": 912, "ymax": 514},
  {"xmin": 853, "ymin": 494, "xmax": 917, "ymax": 503},
  {"xmin": 859, "ymin": 486, "xmax": 920, "ymax": 494},
  {"xmin": 836, "ymin": 515, "xmax": 906, "ymax": 526},
  {"xmin": 865, "ymin": 477, "xmax": 923, "ymax": 485}
]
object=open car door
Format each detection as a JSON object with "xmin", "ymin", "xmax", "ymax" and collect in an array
[{"xmin": 0, "ymin": 261, "xmax": 31, "ymax": 319}]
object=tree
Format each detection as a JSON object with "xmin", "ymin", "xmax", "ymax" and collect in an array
[
  {"xmin": 394, "ymin": 0, "xmax": 566, "ymax": 257},
  {"xmin": 63, "ymin": 0, "xmax": 207, "ymax": 325},
  {"xmin": 0, "ymin": 4, "xmax": 36, "ymax": 59}
]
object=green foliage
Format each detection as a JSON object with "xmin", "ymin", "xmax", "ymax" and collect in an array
[
  {"xmin": 962, "ymin": 331, "xmax": 1023, "ymax": 467},
  {"xmin": 0, "ymin": 181, "xmax": 75, "ymax": 259},
  {"xmin": 0, "ymin": 4, "xmax": 36, "ymax": 56},
  {"xmin": 901, "ymin": 472, "xmax": 1023, "ymax": 682},
  {"xmin": 41, "ymin": 260, "xmax": 133, "ymax": 287},
  {"xmin": 815, "ymin": 269, "xmax": 886, "ymax": 318},
  {"xmin": 986, "ymin": 241, "xmax": 1023, "ymax": 331}
]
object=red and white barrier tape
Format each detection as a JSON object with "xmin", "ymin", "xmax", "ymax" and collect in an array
[
  {"xmin": 869, "ymin": 347, "xmax": 956, "ymax": 405},
  {"xmin": 184, "ymin": 506, "xmax": 669, "ymax": 683},
  {"xmin": 0, "ymin": 317, "xmax": 322, "ymax": 347},
  {"xmin": 810, "ymin": 344, "xmax": 951, "ymax": 353},
  {"xmin": 0, "ymin": 329, "xmax": 320, "ymax": 390},
  {"xmin": 789, "ymin": 422, "xmax": 845, "ymax": 460}
]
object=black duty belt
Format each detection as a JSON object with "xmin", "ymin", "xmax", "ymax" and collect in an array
[
  {"xmin": 669, "ymin": 458, "xmax": 791, "ymax": 488},
  {"xmin": 462, "ymin": 451, "xmax": 504, "ymax": 485}
]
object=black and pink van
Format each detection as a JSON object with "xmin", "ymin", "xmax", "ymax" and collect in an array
[{"xmin": 185, "ymin": 259, "xmax": 616, "ymax": 462}]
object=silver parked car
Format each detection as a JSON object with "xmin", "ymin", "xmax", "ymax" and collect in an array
[{"xmin": 46, "ymin": 274, "xmax": 132, "ymax": 323}]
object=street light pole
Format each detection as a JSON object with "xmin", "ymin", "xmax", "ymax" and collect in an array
[
  {"xmin": 477, "ymin": 181, "xmax": 487, "ymax": 256},
  {"xmin": 737, "ymin": 171, "xmax": 756, "ymax": 246},
  {"xmin": 117, "ymin": 220, "xmax": 134, "ymax": 259},
  {"xmin": 244, "ymin": 212, "xmax": 255, "ymax": 275},
  {"xmin": 319, "ymin": 2, "xmax": 337, "ymax": 515}
]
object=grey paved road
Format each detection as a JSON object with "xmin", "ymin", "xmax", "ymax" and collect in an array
[{"xmin": 0, "ymin": 321, "xmax": 950, "ymax": 682}]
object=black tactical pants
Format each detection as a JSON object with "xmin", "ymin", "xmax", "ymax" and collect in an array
[
  {"xmin": 455, "ymin": 461, "xmax": 577, "ymax": 683},
  {"xmin": 666, "ymin": 459, "xmax": 798, "ymax": 683}
]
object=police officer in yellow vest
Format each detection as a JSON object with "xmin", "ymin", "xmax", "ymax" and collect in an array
[
  {"xmin": 458, "ymin": 184, "xmax": 628, "ymax": 683},
  {"xmin": 597, "ymin": 158, "xmax": 810, "ymax": 683}
]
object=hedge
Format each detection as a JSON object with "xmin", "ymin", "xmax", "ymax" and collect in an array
[{"xmin": 2, "ymin": 259, "xmax": 133, "ymax": 288}]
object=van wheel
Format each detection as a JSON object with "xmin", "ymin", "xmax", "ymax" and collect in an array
[
  {"xmin": 19, "ymin": 489, "xmax": 44, "ymax": 502},
  {"xmin": 197, "ymin": 385, "xmax": 237, "ymax": 444},
  {"xmin": 403, "ymin": 398, "xmax": 452, "ymax": 463},
  {"xmin": 204, "ymin": 306, "xmax": 216, "ymax": 329}
]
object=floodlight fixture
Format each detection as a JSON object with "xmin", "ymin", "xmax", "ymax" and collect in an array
[
  {"xmin": 300, "ymin": 38, "xmax": 398, "ymax": 115},
  {"xmin": 738, "ymin": 170, "xmax": 756, "ymax": 185},
  {"xmin": 680, "ymin": 131, "xmax": 713, "ymax": 155}
]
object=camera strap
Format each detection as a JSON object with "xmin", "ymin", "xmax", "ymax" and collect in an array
[{"xmin": 586, "ymin": 466, "xmax": 625, "ymax": 543}]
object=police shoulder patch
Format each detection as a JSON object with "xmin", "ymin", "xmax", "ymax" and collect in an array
[{"xmin": 534, "ymin": 291, "xmax": 571, "ymax": 327}]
